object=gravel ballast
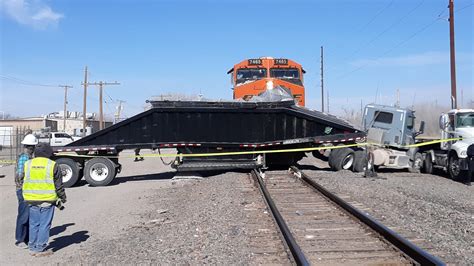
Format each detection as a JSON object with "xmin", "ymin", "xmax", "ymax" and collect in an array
[
  {"xmin": 62, "ymin": 171, "xmax": 288, "ymax": 264},
  {"xmin": 299, "ymin": 156, "xmax": 473, "ymax": 265}
]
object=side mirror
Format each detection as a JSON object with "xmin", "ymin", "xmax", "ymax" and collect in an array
[
  {"xmin": 439, "ymin": 114, "xmax": 448, "ymax": 130},
  {"xmin": 419, "ymin": 121, "xmax": 425, "ymax": 134},
  {"xmin": 415, "ymin": 120, "xmax": 425, "ymax": 137}
]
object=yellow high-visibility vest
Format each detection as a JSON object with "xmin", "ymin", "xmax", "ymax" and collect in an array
[{"xmin": 22, "ymin": 157, "xmax": 58, "ymax": 202}]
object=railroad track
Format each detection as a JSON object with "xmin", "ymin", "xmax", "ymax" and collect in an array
[{"xmin": 251, "ymin": 167, "xmax": 445, "ymax": 265}]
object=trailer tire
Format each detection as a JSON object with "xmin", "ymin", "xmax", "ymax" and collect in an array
[
  {"xmin": 329, "ymin": 148, "xmax": 355, "ymax": 171},
  {"xmin": 84, "ymin": 157, "xmax": 116, "ymax": 186},
  {"xmin": 353, "ymin": 150, "xmax": 367, "ymax": 173},
  {"xmin": 56, "ymin": 158, "xmax": 81, "ymax": 188},
  {"xmin": 422, "ymin": 153, "xmax": 433, "ymax": 174}
]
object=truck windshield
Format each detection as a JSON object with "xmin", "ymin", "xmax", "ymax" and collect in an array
[
  {"xmin": 55, "ymin": 133, "xmax": 72, "ymax": 138},
  {"xmin": 456, "ymin": 113, "xmax": 474, "ymax": 128},
  {"xmin": 236, "ymin": 68, "xmax": 267, "ymax": 85}
]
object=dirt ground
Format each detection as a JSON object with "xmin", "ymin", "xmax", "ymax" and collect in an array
[{"xmin": 0, "ymin": 151, "xmax": 472, "ymax": 264}]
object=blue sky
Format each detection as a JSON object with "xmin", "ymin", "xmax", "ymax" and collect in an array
[{"xmin": 1, "ymin": 0, "xmax": 473, "ymax": 119}]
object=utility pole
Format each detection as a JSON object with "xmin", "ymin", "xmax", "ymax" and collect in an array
[
  {"xmin": 320, "ymin": 46, "xmax": 325, "ymax": 112},
  {"xmin": 58, "ymin": 85, "xmax": 73, "ymax": 132},
  {"xmin": 81, "ymin": 66, "xmax": 88, "ymax": 137},
  {"xmin": 89, "ymin": 81, "xmax": 120, "ymax": 130},
  {"xmin": 449, "ymin": 0, "xmax": 457, "ymax": 109}
]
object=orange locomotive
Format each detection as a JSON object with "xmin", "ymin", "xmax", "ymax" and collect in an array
[{"xmin": 228, "ymin": 57, "xmax": 306, "ymax": 106}]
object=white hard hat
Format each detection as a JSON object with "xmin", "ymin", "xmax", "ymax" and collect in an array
[{"xmin": 21, "ymin": 134, "xmax": 38, "ymax": 145}]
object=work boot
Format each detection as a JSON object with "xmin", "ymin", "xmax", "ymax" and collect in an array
[
  {"xmin": 15, "ymin": 242, "xmax": 28, "ymax": 249},
  {"xmin": 32, "ymin": 250, "xmax": 53, "ymax": 257}
]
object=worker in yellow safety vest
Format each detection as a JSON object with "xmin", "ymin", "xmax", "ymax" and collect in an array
[{"xmin": 22, "ymin": 143, "xmax": 66, "ymax": 257}]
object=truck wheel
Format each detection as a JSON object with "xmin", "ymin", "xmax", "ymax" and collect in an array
[
  {"xmin": 422, "ymin": 153, "xmax": 433, "ymax": 174},
  {"xmin": 448, "ymin": 154, "xmax": 465, "ymax": 181},
  {"xmin": 329, "ymin": 148, "xmax": 355, "ymax": 171},
  {"xmin": 84, "ymin": 157, "xmax": 116, "ymax": 186},
  {"xmin": 408, "ymin": 153, "xmax": 423, "ymax": 173},
  {"xmin": 56, "ymin": 158, "xmax": 80, "ymax": 188},
  {"xmin": 353, "ymin": 150, "xmax": 367, "ymax": 173}
]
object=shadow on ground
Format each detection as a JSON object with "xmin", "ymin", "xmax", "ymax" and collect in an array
[
  {"xmin": 69, "ymin": 172, "xmax": 176, "ymax": 188},
  {"xmin": 48, "ymin": 230, "xmax": 90, "ymax": 252},
  {"xmin": 50, "ymin": 223, "xmax": 75, "ymax": 237}
]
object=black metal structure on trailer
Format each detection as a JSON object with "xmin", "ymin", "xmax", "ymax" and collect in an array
[{"xmin": 53, "ymin": 100, "xmax": 365, "ymax": 186}]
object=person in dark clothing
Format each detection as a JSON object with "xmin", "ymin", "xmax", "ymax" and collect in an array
[
  {"xmin": 134, "ymin": 148, "xmax": 144, "ymax": 162},
  {"xmin": 23, "ymin": 143, "xmax": 66, "ymax": 256},
  {"xmin": 466, "ymin": 144, "xmax": 474, "ymax": 186}
]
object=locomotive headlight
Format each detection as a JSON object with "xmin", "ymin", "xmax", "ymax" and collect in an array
[{"xmin": 266, "ymin": 80, "xmax": 274, "ymax": 90}]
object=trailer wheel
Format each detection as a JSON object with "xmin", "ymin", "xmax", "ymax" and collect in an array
[
  {"xmin": 422, "ymin": 153, "xmax": 433, "ymax": 174},
  {"xmin": 329, "ymin": 148, "xmax": 355, "ymax": 171},
  {"xmin": 448, "ymin": 154, "xmax": 465, "ymax": 181},
  {"xmin": 408, "ymin": 153, "xmax": 423, "ymax": 173},
  {"xmin": 84, "ymin": 157, "xmax": 116, "ymax": 186},
  {"xmin": 353, "ymin": 150, "xmax": 367, "ymax": 173},
  {"xmin": 57, "ymin": 158, "xmax": 81, "ymax": 188}
]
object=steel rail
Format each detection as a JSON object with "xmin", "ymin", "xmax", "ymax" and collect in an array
[
  {"xmin": 251, "ymin": 170, "xmax": 310, "ymax": 266},
  {"xmin": 290, "ymin": 166, "xmax": 445, "ymax": 266}
]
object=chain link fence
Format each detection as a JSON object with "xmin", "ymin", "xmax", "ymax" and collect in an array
[{"xmin": 0, "ymin": 127, "xmax": 30, "ymax": 165}]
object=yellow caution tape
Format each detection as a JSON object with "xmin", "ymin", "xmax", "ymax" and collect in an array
[
  {"xmin": 0, "ymin": 160, "xmax": 16, "ymax": 164},
  {"xmin": 402, "ymin": 137, "xmax": 463, "ymax": 148},
  {"xmin": 56, "ymin": 143, "xmax": 367, "ymax": 159},
  {"xmin": 2, "ymin": 137, "xmax": 468, "ymax": 162}
]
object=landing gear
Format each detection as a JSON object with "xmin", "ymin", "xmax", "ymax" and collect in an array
[{"xmin": 408, "ymin": 152, "xmax": 423, "ymax": 173}]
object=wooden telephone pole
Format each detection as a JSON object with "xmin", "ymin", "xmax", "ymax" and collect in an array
[
  {"xmin": 449, "ymin": 0, "xmax": 457, "ymax": 109},
  {"xmin": 58, "ymin": 85, "xmax": 73, "ymax": 132},
  {"xmin": 89, "ymin": 81, "xmax": 120, "ymax": 130}
]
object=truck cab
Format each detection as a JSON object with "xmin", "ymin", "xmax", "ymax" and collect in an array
[
  {"xmin": 38, "ymin": 132, "xmax": 75, "ymax": 147},
  {"xmin": 433, "ymin": 109, "xmax": 474, "ymax": 179},
  {"xmin": 362, "ymin": 104, "xmax": 424, "ymax": 171}
]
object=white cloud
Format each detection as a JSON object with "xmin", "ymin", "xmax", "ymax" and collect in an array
[
  {"xmin": 350, "ymin": 52, "xmax": 449, "ymax": 68},
  {"xmin": 1, "ymin": 0, "xmax": 64, "ymax": 29}
]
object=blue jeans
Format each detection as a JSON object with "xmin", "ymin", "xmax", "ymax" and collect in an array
[
  {"xmin": 15, "ymin": 189, "xmax": 29, "ymax": 244},
  {"xmin": 28, "ymin": 205, "xmax": 55, "ymax": 252}
]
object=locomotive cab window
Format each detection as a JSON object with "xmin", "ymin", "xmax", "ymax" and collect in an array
[
  {"xmin": 236, "ymin": 68, "xmax": 267, "ymax": 85},
  {"xmin": 270, "ymin": 68, "xmax": 302, "ymax": 85},
  {"xmin": 374, "ymin": 111, "xmax": 393, "ymax": 124}
]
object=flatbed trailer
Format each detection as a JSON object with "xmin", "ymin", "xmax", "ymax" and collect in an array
[{"xmin": 52, "ymin": 100, "xmax": 365, "ymax": 187}]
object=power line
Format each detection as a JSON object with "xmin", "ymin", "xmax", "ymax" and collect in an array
[
  {"xmin": 334, "ymin": 11, "xmax": 443, "ymax": 80},
  {"xmin": 0, "ymin": 75, "xmax": 58, "ymax": 87},
  {"xmin": 326, "ymin": 0, "xmax": 426, "ymax": 74},
  {"xmin": 356, "ymin": 0, "xmax": 394, "ymax": 33}
]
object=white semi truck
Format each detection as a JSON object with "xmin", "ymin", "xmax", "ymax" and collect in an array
[
  {"xmin": 420, "ymin": 109, "xmax": 474, "ymax": 180},
  {"xmin": 361, "ymin": 104, "xmax": 473, "ymax": 181}
]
